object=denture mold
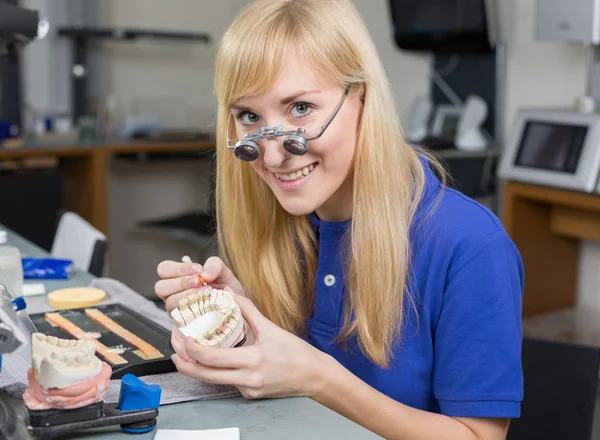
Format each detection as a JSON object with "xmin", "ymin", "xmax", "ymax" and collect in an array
[{"xmin": 170, "ymin": 288, "xmax": 245, "ymax": 348}]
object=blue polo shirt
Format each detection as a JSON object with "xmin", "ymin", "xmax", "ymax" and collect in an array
[{"xmin": 306, "ymin": 162, "xmax": 524, "ymax": 418}]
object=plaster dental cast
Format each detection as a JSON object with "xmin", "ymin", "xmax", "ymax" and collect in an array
[
  {"xmin": 155, "ymin": 1, "xmax": 524, "ymax": 439},
  {"xmin": 23, "ymin": 333, "xmax": 111, "ymax": 410}
]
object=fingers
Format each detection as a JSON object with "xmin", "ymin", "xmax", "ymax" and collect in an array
[
  {"xmin": 184, "ymin": 336, "xmax": 260, "ymax": 369},
  {"xmin": 171, "ymin": 328, "xmax": 195, "ymax": 363},
  {"xmin": 171, "ymin": 354, "xmax": 246, "ymax": 386},
  {"xmin": 155, "ymin": 276, "xmax": 205, "ymax": 301},
  {"xmin": 201, "ymin": 256, "xmax": 234, "ymax": 283},
  {"xmin": 157, "ymin": 260, "xmax": 203, "ymax": 279}
]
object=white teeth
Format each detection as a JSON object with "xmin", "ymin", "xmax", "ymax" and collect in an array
[{"xmin": 275, "ymin": 164, "xmax": 316, "ymax": 181}]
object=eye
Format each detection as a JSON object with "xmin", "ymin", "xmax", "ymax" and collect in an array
[
  {"xmin": 238, "ymin": 112, "xmax": 260, "ymax": 126},
  {"xmin": 290, "ymin": 102, "xmax": 313, "ymax": 118}
]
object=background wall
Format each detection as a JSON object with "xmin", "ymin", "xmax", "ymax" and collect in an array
[{"xmin": 17, "ymin": 0, "xmax": 600, "ymax": 304}]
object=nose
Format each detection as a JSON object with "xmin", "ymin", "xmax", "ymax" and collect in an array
[{"xmin": 260, "ymin": 137, "xmax": 288, "ymax": 168}]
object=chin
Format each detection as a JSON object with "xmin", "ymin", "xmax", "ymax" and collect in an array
[{"xmin": 276, "ymin": 196, "xmax": 320, "ymax": 217}]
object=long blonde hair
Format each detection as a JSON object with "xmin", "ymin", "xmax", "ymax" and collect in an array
[{"xmin": 214, "ymin": 0, "xmax": 440, "ymax": 367}]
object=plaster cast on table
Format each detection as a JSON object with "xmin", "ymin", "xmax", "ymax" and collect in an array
[{"xmin": 23, "ymin": 333, "xmax": 111, "ymax": 410}]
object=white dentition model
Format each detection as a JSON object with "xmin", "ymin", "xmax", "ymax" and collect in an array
[
  {"xmin": 31, "ymin": 333, "xmax": 102, "ymax": 389},
  {"xmin": 170, "ymin": 288, "xmax": 244, "ymax": 348}
]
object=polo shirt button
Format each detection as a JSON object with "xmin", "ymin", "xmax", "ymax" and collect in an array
[{"xmin": 324, "ymin": 274, "xmax": 336, "ymax": 286}]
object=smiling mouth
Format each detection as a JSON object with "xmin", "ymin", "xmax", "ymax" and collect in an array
[{"xmin": 273, "ymin": 163, "xmax": 317, "ymax": 182}]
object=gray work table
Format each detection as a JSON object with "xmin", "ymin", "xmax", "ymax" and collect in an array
[{"xmin": 0, "ymin": 224, "xmax": 380, "ymax": 439}]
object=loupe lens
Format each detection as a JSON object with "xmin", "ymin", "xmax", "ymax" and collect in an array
[
  {"xmin": 235, "ymin": 141, "xmax": 260, "ymax": 161},
  {"xmin": 283, "ymin": 135, "xmax": 308, "ymax": 155}
]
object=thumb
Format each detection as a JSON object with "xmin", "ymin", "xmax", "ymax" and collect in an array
[
  {"xmin": 235, "ymin": 294, "xmax": 269, "ymax": 335},
  {"xmin": 201, "ymin": 256, "xmax": 234, "ymax": 283}
]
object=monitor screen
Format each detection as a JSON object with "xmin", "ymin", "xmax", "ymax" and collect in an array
[
  {"xmin": 440, "ymin": 114, "xmax": 460, "ymax": 140},
  {"xmin": 389, "ymin": 0, "xmax": 494, "ymax": 53},
  {"xmin": 514, "ymin": 122, "xmax": 587, "ymax": 173}
]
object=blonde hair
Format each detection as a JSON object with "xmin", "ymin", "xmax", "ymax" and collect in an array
[{"xmin": 214, "ymin": 0, "xmax": 442, "ymax": 367}]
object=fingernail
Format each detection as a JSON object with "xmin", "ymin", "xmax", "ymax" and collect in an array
[
  {"xmin": 171, "ymin": 354, "xmax": 177, "ymax": 363},
  {"xmin": 188, "ymin": 277, "xmax": 199, "ymax": 288},
  {"xmin": 200, "ymin": 269, "xmax": 213, "ymax": 278},
  {"xmin": 191, "ymin": 265, "xmax": 202, "ymax": 274}
]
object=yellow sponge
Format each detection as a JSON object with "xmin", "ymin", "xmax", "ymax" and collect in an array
[{"xmin": 48, "ymin": 287, "xmax": 106, "ymax": 310}]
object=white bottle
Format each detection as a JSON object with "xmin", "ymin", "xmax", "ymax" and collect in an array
[{"xmin": 0, "ymin": 231, "xmax": 24, "ymax": 298}]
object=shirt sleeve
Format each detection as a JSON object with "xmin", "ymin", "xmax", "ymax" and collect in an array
[{"xmin": 433, "ymin": 230, "xmax": 524, "ymax": 418}]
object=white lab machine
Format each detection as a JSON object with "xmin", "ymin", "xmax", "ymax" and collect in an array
[
  {"xmin": 498, "ymin": 108, "xmax": 600, "ymax": 193},
  {"xmin": 536, "ymin": 0, "xmax": 600, "ymax": 45},
  {"xmin": 455, "ymin": 96, "xmax": 489, "ymax": 151}
]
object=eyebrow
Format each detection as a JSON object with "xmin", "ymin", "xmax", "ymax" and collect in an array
[{"xmin": 230, "ymin": 89, "xmax": 320, "ymax": 111}]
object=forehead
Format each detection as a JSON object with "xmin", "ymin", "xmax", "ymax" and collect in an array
[{"xmin": 233, "ymin": 51, "xmax": 335, "ymax": 105}]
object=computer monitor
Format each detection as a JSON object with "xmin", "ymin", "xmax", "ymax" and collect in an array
[{"xmin": 388, "ymin": 0, "xmax": 498, "ymax": 53}]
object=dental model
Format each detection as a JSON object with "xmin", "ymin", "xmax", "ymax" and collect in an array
[
  {"xmin": 170, "ymin": 287, "xmax": 245, "ymax": 348},
  {"xmin": 23, "ymin": 333, "xmax": 112, "ymax": 410}
]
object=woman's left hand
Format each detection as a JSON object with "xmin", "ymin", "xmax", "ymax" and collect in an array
[{"xmin": 171, "ymin": 295, "xmax": 329, "ymax": 399}]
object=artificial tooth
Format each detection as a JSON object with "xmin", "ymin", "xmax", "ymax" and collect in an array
[
  {"xmin": 170, "ymin": 308, "xmax": 186, "ymax": 327},
  {"xmin": 205, "ymin": 326, "xmax": 217, "ymax": 339},
  {"xmin": 179, "ymin": 307, "xmax": 195, "ymax": 326},
  {"xmin": 188, "ymin": 293, "xmax": 201, "ymax": 317},
  {"xmin": 48, "ymin": 336, "xmax": 58, "ymax": 345},
  {"xmin": 195, "ymin": 336, "xmax": 208, "ymax": 345},
  {"xmin": 70, "ymin": 340, "xmax": 78, "ymax": 347},
  {"xmin": 210, "ymin": 289, "xmax": 219, "ymax": 311},
  {"xmin": 222, "ymin": 290, "xmax": 234, "ymax": 302},
  {"xmin": 58, "ymin": 339, "xmax": 69, "ymax": 348},
  {"xmin": 215, "ymin": 333, "xmax": 227, "ymax": 347},
  {"xmin": 223, "ymin": 326, "xmax": 233, "ymax": 337},
  {"xmin": 206, "ymin": 338, "xmax": 219, "ymax": 347},
  {"xmin": 302, "ymin": 167, "xmax": 309, "ymax": 176}
]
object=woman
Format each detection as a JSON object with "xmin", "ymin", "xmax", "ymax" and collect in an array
[{"xmin": 155, "ymin": 1, "xmax": 524, "ymax": 438}]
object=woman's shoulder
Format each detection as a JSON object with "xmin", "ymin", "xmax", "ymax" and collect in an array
[{"xmin": 415, "ymin": 162, "xmax": 518, "ymax": 264}]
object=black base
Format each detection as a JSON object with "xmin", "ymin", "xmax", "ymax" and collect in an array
[
  {"xmin": 234, "ymin": 334, "xmax": 247, "ymax": 348},
  {"xmin": 27, "ymin": 402, "xmax": 158, "ymax": 439}
]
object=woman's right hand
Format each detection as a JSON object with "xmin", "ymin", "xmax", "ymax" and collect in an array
[{"xmin": 155, "ymin": 256, "xmax": 245, "ymax": 314}]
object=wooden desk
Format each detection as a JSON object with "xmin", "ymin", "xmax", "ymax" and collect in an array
[
  {"xmin": 0, "ymin": 140, "xmax": 215, "ymax": 238},
  {"xmin": 502, "ymin": 181, "xmax": 600, "ymax": 316}
]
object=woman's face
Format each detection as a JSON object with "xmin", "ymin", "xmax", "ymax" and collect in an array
[{"xmin": 230, "ymin": 53, "xmax": 363, "ymax": 221}]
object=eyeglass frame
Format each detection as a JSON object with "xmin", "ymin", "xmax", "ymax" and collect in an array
[{"xmin": 226, "ymin": 85, "xmax": 352, "ymax": 161}]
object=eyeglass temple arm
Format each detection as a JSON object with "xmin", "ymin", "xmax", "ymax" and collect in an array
[{"xmin": 305, "ymin": 85, "xmax": 352, "ymax": 141}]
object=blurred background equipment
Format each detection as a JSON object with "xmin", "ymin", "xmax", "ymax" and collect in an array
[{"xmin": 0, "ymin": 3, "xmax": 48, "ymax": 58}]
